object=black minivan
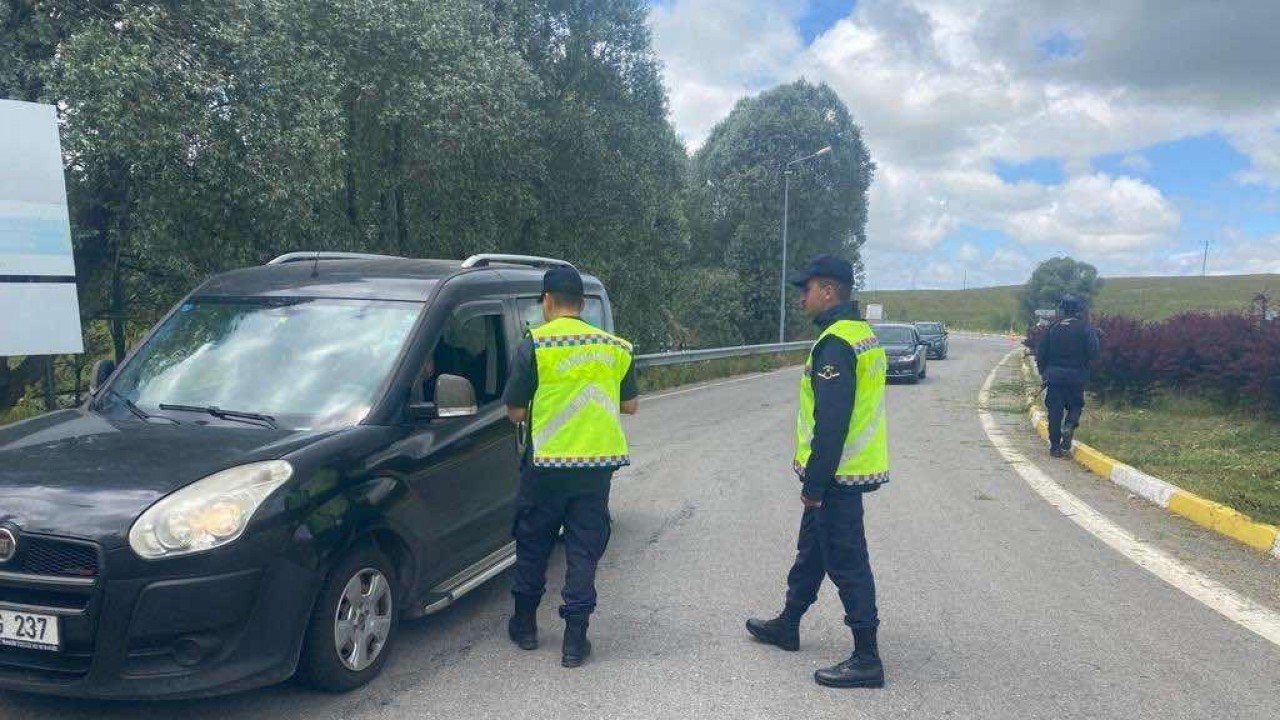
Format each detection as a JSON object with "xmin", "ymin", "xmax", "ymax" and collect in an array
[{"xmin": 0, "ymin": 252, "xmax": 614, "ymax": 698}]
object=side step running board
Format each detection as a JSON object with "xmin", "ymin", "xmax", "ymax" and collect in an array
[{"xmin": 417, "ymin": 543, "xmax": 517, "ymax": 617}]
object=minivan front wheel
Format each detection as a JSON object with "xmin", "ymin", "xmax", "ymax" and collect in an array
[{"xmin": 298, "ymin": 545, "xmax": 399, "ymax": 692}]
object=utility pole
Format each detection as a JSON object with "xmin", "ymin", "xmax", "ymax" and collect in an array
[{"xmin": 1202, "ymin": 238, "xmax": 1209, "ymax": 277}]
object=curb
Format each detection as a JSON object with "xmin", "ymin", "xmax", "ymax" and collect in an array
[{"xmin": 1016, "ymin": 352, "xmax": 1280, "ymax": 560}]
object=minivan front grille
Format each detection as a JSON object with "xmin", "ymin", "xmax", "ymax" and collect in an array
[{"xmin": 4, "ymin": 535, "xmax": 100, "ymax": 579}]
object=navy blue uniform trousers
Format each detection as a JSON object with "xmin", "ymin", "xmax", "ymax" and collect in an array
[
  {"xmin": 1045, "ymin": 381, "xmax": 1085, "ymax": 448},
  {"xmin": 510, "ymin": 468, "xmax": 612, "ymax": 618},
  {"xmin": 784, "ymin": 485, "xmax": 879, "ymax": 629}
]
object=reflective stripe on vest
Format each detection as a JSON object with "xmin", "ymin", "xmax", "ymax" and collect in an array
[
  {"xmin": 530, "ymin": 316, "xmax": 633, "ymax": 469},
  {"xmin": 793, "ymin": 319, "xmax": 890, "ymax": 487}
]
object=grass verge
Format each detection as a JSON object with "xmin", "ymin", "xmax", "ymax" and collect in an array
[
  {"xmin": 0, "ymin": 402, "xmax": 45, "ymax": 427},
  {"xmin": 862, "ymin": 272, "xmax": 1279, "ymax": 331},
  {"xmin": 639, "ymin": 351, "xmax": 808, "ymax": 395},
  {"xmin": 1076, "ymin": 394, "xmax": 1280, "ymax": 526}
]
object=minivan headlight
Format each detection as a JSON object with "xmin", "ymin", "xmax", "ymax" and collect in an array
[{"xmin": 129, "ymin": 461, "xmax": 293, "ymax": 559}]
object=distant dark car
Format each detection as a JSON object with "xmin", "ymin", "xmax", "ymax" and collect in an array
[
  {"xmin": 0, "ymin": 252, "xmax": 615, "ymax": 699},
  {"xmin": 913, "ymin": 321, "xmax": 949, "ymax": 359},
  {"xmin": 871, "ymin": 323, "xmax": 928, "ymax": 383}
]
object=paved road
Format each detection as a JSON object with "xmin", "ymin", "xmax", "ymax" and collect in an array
[{"xmin": 4, "ymin": 335, "xmax": 1278, "ymax": 719}]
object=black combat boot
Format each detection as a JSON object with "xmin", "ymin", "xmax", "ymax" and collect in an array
[
  {"xmin": 814, "ymin": 627, "xmax": 884, "ymax": 689},
  {"xmin": 745, "ymin": 605, "xmax": 803, "ymax": 652},
  {"xmin": 507, "ymin": 596, "xmax": 539, "ymax": 651},
  {"xmin": 1060, "ymin": 425, "xmax": 1075, "ymax": 452},
  {"xmin": 1049, "ymin": 444, "xmax": 1065, "ymax": 458},
  {"xmin": 561, "ymin": 615, "xmax": 591, "ymax": 668}
]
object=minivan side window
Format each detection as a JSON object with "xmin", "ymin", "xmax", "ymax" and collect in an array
[
  {"xmin": 517, "ymin": 296, "xmax": 606, "ymax": 332},
  {"xmin": 417, "ymin": 312, "xmax": 508, "ymax": 406}
]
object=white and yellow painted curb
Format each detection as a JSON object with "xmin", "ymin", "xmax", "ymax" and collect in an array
[{"xmin": 1017, "ymin": 353, "xmax": 1280, "ymax": 560}]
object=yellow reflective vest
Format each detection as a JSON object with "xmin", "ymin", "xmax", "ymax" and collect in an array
[
  {"xmin": 794, "ymin": 319, "xmax": 890, "ymax": 486},
  {"xmin": 529, "ymin": 316, "xmax": 633, "ymax": 469}
]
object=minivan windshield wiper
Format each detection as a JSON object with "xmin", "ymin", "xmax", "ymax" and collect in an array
[
  {"xmin": 103, "ymin": 387, "xmax": 158, "ymax": 423},
  {"xmin": 158, "ymin": 403, "xmax": 279, "ymax": 429}
]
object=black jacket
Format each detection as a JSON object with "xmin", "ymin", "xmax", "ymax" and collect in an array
[
  {"xmin": 1036, "ymin": 317, "xmax": 1100, "ymax": 386},
  {"xmin": 800, "ymin": 301, "xmax": 873, "ymax": 502}
]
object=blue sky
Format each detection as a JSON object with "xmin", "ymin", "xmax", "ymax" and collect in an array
[{"xmin": 649, "ymin": 0, "xmax": 1280, "ymax": 289}]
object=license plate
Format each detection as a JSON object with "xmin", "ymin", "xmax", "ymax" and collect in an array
[{"xmin": 0, "ymin": 609, "xmax": 60, "ymax": 651}]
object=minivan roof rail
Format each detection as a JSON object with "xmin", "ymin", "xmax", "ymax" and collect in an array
[
  {"xmin": 267, "ymin": 251, "xmax": 403, "ymax": 266},
  {"xmin": 460, "ymin": 253, "xmax": 574, "ymax": 270}
]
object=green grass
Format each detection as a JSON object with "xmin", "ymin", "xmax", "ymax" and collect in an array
[
  {"xmin": 1077, "ymin": 394, "xmax": 1280, "ymax": 527},
  {"xmin": 0, "ymin": 402, "xmax": 45, "ymax": 427},
  {"xmin": 638, "ymin": 351, "xmax": 808, "ymax": 394},
  {"xmin": 862, "ymin": 273, "xmax": 1279, "ymax": 331}
]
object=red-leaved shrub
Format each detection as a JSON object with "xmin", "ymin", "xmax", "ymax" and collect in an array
[{"xmin": 1027, "ymin": 313, "xmax": 1280, "ymax": 415}]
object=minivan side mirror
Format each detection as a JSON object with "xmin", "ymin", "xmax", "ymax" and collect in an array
[
  {"xmin": 90, "ymin": 359, "xmax": 116, "ymax": 395},
  {"xmin": 407, "ymin": 374, "xmax": 478, "ymax": 421}
]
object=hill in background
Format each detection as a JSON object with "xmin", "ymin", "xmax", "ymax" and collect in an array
[{"xmin": 860, "ymin": 274, "xmax": 1279, "ymax": 332}]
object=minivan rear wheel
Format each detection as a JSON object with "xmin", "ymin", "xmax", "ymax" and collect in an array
[{"xmin": 297, "ymin": 545, "xmax": 399, "ymax": 692}]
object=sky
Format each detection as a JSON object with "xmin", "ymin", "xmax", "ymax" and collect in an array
[{"xmin": 647, "ymin": 0, "xmax": 1280, "ymax": 290}]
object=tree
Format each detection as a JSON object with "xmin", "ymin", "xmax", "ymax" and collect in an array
[
  {"xmin": 2, "ymin": 0, "xmax": 693, "ymax": 419},
  {"xmin": 1019, "ymin": 257, "xmax": 1104, "ymax": 325},
  {"xmin": 499, "ymin": 0, "xmax": 689, "ymax": 350},
  {"xmin": 686, "ymin": 80, "xmax": 874, "ymax": 343}
]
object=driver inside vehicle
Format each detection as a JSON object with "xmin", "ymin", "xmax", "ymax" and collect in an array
[{"xmin": 421, "ymin": 315, "xmax": 496, "ymax": 404}]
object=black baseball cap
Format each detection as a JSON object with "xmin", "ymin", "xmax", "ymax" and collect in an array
[
  {"xmin": 542, "ymin": 265, "xmax": 584, "ymax": 298},
  {"xmin": 788, "ymin": 254, "xmax": 854, "ymax": 288}
]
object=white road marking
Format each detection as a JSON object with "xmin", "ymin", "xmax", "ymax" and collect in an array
[{"xmin": 978, "ymin": 349, "xmax": 1280, "ymax": 648}]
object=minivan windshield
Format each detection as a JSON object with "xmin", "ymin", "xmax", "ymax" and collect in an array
[
  {"xmin": 872, "ymin": 325, "xmax": 916, "ymax": 344},
  {"xmin": 916, "ymin": 323, "xmax": 943, "ymax": 334},
  {"xmin": 103, "ymin": 298, "xmax": 423, "ymax": 430}
]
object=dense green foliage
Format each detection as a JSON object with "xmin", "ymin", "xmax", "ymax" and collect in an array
[
  {"xmin": 0, "ymin": 1, "xmax": 871, "ymax": 417},
  {"xmin": 1018, "ymin": 257, "xmax": 1103, "ymax": 325},
  {"xmin": 688, "ymin": 81, "xmax": 873, "ymax": 343}
]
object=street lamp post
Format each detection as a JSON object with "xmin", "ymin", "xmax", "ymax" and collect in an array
[{"xmin": 779, "ymin": 145, "xmax": 832, "ymax": 343}]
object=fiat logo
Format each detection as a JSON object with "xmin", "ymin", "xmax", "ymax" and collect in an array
[{"xmin": 0, "ymin": 529, "xmax": 15, "ymax": 563}]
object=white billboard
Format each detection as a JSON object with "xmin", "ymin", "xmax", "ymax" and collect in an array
[{"xmin": 0, "ymin": 99, "xmax": 84, "ymax": 355}]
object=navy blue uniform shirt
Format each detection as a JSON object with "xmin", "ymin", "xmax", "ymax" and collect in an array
[{"xmin": 1036, "ymin": 317, "xmax": 1100, "ymax": 385}]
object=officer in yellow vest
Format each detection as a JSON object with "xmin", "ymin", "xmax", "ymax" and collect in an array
[
  {"xmin": 503, "ymin": 266, "xmax": 638, "ymax": 668},
  {"xmin": 746, "ymin": 254, "xmax": 889, "ymax": 689}
]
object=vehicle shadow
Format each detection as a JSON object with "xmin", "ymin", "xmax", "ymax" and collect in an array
[{"xmin": 0, "ymin": 574, "xmax": 515, "ymax": 720}]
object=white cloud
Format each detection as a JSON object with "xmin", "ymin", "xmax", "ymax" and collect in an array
[
  {"xmin": 1120, "ymin": 153, "xmax": 1150, "ymax": 173},
  {"xmin": 649, "ymin": 0, "xmax": 807, "ymax": 147},
  {"xmin": 650, "ymin": 0, "xmax": 1280, "ymax": 287},
  {"xmin": 1229, "ymin": 126, "xmax": 1280, "ymax": 188},
  {"xmin": 1001, "ymin": 174, "xmax": 1180, "ymax": 253},
  {"xmin": 1160, "ymin": 230, "xmax": 1280, "ymax": 277}
]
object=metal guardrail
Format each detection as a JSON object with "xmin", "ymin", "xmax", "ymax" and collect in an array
[{"xmin": 634, "ymin": 341, "xmax": 812, "ymax": 369}]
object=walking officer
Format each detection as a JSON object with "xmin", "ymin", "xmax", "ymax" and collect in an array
[
  {"xmin": 1036, "ymin": 294, "xmax": 1100, "ymax": 457},
  {"xmin": 746, "ymin": 254, "xmax": 889, "ymax": 689},
  {"xmin": 502, "ymin": 265, "xmax": 639, "ymax": 668}
]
